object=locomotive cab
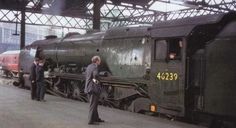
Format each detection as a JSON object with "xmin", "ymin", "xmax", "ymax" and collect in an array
[
  {"xmin": 149, "ymin": 12, "xmax": 236, "ymax": 122},
  {"xmin": 149, "ymin": 37, "xmax": 186, "ymax": 116}
]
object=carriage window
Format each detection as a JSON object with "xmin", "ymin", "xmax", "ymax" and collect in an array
[
  {"xmin": 155, "ymin": 40, "xmax": 167, "ymax": 60},
  {"xmin": 168, "ymin": 39, "xmax": 182, "ymax": 60}
]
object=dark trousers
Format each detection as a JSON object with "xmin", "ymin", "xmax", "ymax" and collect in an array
[
  {"xmin": 37, "ymin": 81, "xmax": 45, "ymax": 100},
  {"xmin": 19, "ymin": 78, "xmax": 25, "ymax": 88},
  {"xmin": 31, "ymin": 82, "xmax": 37, "ymax": 99},
  {"xmin": 88, "ymin": 93, "xmax": 100, "ymax": 123}
]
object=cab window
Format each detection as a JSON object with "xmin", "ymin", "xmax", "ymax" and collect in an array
[
  {"xmin": 168, "ymin": 38, "xmax": 182, "ymax": 60},
  {"xmin": 155, "ymin": 40, "xmax": 167, "ymax": 60},
  {"xmin": 154, "ymin": 38, "xmax": 182, "ymax": 61}
]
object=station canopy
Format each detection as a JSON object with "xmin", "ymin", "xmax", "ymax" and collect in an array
[{"xmin": 0, "ymin": 0, "xmax": 235, "ymax": 30}]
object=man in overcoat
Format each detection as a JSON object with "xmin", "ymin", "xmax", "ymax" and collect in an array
[
  {"xmin": 36, "ymin": 59, "xmax": 46, "ymax": 102},
  {"xmin": 84, "ymin": 56, "xmax": 104, "ymax": 125},
  {"xmin": 29, "ymin": 58, "xmax": 39, "ymax": 100}
]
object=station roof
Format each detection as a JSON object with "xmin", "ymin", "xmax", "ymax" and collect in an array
[
  {"xmin": 0, "ymin": 0, "xmax": 235, "ymax": 30},
  {"xmin": 0, "ymin": 0, "xmax": 154, "ymax": 17},
  {"xmin": 0, "ymin": 0, "xmax": 231, "ymax": 17}
]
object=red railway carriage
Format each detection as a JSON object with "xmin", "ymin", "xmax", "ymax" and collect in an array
[{"xmin": 0, "ymin": 50, "xmax": 20, "ymax": 77}]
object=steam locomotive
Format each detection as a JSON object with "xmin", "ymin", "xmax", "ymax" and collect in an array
[{"xmin": 19, "ymin": 12, "xmax": 236, "ymax": 127}]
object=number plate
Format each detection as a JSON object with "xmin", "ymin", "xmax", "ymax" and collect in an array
[{"xmin": 156, "ymin": 72, "xmax": 178, "ymax": 80}]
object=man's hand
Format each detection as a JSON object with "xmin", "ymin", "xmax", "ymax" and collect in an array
[{"xmin": 92, "ymin": 79, "xmax": 99, "ymax": 84}]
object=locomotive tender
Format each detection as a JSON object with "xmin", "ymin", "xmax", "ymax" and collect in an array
[{"xmin": 19, "ymin": 12, "xmax": 236, "ymax": 125}]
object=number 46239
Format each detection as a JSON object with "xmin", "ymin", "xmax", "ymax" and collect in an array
[{"xmin": 156, "ymin": 72, "xmax": 178, "ymax": 81}]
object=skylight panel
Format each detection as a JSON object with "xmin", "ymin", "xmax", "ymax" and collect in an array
[{"xmin": 150, "ymin": 1, "xmax": 189, "ymax": 12}]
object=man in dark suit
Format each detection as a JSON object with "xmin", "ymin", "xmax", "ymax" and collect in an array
[
  {"xmin": 29, "ymin": 58, "xmax": 39, "ymax": 100},
  {"xmin": 36, "ymin": 59, "xmax": 46, "ymax": 102},
  {"xmin": 18, "ymin": 68, "xmax": 25, "ymax": 88},
  {"xmin": 84, "ymin": 56, "xmax": 104, "ymax": 125}
]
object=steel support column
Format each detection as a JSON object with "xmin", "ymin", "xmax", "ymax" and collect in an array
[
  {"xmin": 20, "ymin": 7, "xmax": 26, "ymax": 49},
  {"xmin": 93, "ymin": 0, "xmax": 101, "ymax": 30}
]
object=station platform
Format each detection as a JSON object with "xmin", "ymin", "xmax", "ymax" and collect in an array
[{"xmin": 0, "ymin": 78, "xmax": 205, "ymax": 128}]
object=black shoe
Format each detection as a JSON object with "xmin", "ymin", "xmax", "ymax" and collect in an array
[
  {"xmin": 88, "ymin": 122, "xmax": 99, "ymax": 125},
  {"xmin": 19, "ymin": 86, "xmax": 25, "ymax": 89},
  {"xmin": 96, "ymin": 119, "xmax": 105, "ymax": 122},
  {"xmin": 41, "ymin": 99, "xmax": 46, "ymax": 102}
]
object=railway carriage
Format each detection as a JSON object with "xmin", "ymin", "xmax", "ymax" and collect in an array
[{"xmin": 0, "ymin": 50, "xmax": 20, "ymax": 77}]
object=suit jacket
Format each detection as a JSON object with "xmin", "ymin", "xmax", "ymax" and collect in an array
[
  {"xmin": 84, "ymin": 63, "xmax": 101, "ymax": 94},
  {"xmin": 29, "ymin": 63, "xmax": 37, "ymax": 81},
  {"xmin": 36, "ymin": 65, "xmax": 44, "ymax": 82}
]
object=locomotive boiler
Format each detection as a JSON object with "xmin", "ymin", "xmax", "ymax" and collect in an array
[
  {"xmin": 19, "ymin": 12, "xmax": 236, "ymax": 127},
  {"xmin": 20, "ymin": 26, "xmax": 152, "ymax": 109}
]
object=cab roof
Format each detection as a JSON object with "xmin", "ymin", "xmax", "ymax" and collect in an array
[{"xmin": 151, "ymin": 12, "xmax": 236, "ymax": 38}]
